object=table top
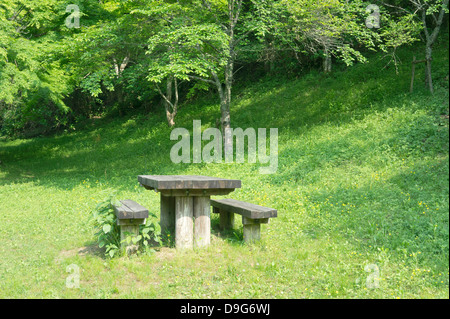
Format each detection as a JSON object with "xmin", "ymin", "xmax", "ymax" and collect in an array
[{"xmin": 138, "ymin": 175, "xmax": 241, "ymax": 191}]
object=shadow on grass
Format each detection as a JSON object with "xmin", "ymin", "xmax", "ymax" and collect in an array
[
  {"xmin": 0, "ymin": 115, "xmax": 186, "ymax": 191},
  {"xmin": 255, "ymin": 97, "xmax": 449, "ymax": 273},
  {"xmin": 57, "ymin": 241, "xmax": 107, "ymax": 261},
  {"xmin": 78, "ymin": 242, "xmax": 107, "ymax": 258},
  {"xmin": 297, "ymin": 157, "xmax": 448, "ymax": 273},
  {"xmin": 209, "ymin": 213, "xmax": 245, "ymax": 247},
  {"xmin": 228, "ymin": 43, "xmax": 433, "ymax": 134}
]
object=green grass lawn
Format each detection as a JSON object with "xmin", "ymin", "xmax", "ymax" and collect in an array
[{"xmin": 0, "ymin": 39, "xmax": 448, "ymax": 298}]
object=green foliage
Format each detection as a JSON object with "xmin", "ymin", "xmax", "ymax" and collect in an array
[
  {"xmin": 252, "ymin": 0, "xmax": 373, "ymax": 67},
  {"xmin": 146, "ymin": 22, "xmax": 229, "ymax": 83},
  {"xmin": 0, "ymin": 0, "xmax": 75, "ymax": 136},
  {"xmin": 1, "ymin": 0, "xmax": 448, "ymax": 136},
  {"xmin": 91, "ymin": 193, "xmax": 121, "ymax": 258}
]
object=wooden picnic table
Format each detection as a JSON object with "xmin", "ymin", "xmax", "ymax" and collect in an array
[{"xmin": 138, "ymin": 175, "xmax": 241, "ymax": 249}]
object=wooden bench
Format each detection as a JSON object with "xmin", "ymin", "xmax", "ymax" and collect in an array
[
  {"xmin": 113, "ymin": 200, "xmax": 149, "ymax": 254},
  {"xmin": 211, "ymin": 198, "xmax": 277, "ymax": 243}
]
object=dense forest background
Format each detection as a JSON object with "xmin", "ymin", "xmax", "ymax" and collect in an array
[{"xmin": 0, "ymin": 0, "xmax": 448, "ymax": 138}]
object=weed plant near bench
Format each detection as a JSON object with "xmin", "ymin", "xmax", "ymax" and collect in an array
[{"xmin": 91, "ymin": 193, "xmax": 162, "ymax": 258}]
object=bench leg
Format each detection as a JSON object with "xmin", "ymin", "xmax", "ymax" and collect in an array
[
  {"xmin": 160, "ymin": 194, "xmax": 175, "ymax": 235},
  {"xmin": 218, "ymin": 209, "xmax": 234, "ymax": 230},
  {"xmin": 242, "ymin": 217, "xmax": 262, "ymax": 243},
  {"xmin": 175, "ymin": 196, "xmax": 194, "ymax": 250},
  {"xmin": 117, "ymin": 219, "xmax": 146, "ymax": 255},
  {"xmin": 243, "ymin": 224, "xmax": 260, "ymax": 243},
  {"xmin": 194, "ymin": 196, "xmax": 210, "ymax": 248}
]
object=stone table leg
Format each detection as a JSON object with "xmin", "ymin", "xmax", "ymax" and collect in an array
[
  {"xmin": 160, "ymin": 194, "xmax": 175, "ymax": 235},
  {"xmin": 175, "ymin": 196, "xmax": 194, "ymax": 250},
  {"xmin": 194, "ymin": 196, "xmax": 211, "ymax": 248}
]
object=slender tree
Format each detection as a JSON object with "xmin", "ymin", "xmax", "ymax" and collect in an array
[
  {"xmin": 144, "ymin": 0, "xmax": 254, "ymax": 151},
  {"xmin": 254, "ymin": 0, "xmax": 384, "ymax": 74},
  {"xmin": 377, "ymin": 0, "xmax": 449, "ymax": 92},
  {"xmin": 416, "ymin": 0, "xmax": 449, "ymax": 93}
]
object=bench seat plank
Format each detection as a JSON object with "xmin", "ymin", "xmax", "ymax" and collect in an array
[
  {"xmin": 210, "ymin": 198, "xmax": 277, "ymax": 219},
  {"xmin": 114, "ymin": 199, "xmax": 149, "ymax": 219}
]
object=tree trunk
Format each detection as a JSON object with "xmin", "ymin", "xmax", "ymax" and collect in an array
[
  {"xmin": 157, "ymin": 77, "xmax": 178, "ymax": 127},
  {"xmin": 199, "ymin": 0, "xmax": 242, "ymax": 152},
  {"xmin": 166, "ymin": 110, "xmax": 176, "ymax": 127},
  {"xmin": 419, "ymin": 0, "xmax": 448, "ymax": 94},
  {"xmin": 211, "ymin": 46, "xmax": 233, "ymax": 156},
  {"xmin": 222, "ymin": 55, "xmax": 234, "ymax": 156},
  {"xmin": 264, "ymin": 39, "xmax": 275, "ymax": 73},
  {"xmin": 213, "ymin": 73, "xmax": 232, "ymax": 155},
  {"xmin": 425, "ymin": 45, "xmax": 433, "ymax": 94},
  {"xmin": 113, "ymin": 55, "xmax": 130, "ymax": 77},
  {"xmin": 221, "ymin": 95, "xmax": 232, "ymax": 157},
  {"xmin": 323, "ymin": 46, "xmax": 332, "ymax": 73},
  {"xmin": 112, "ymin": 55, "xmax": 130, "ymax": 114},
  {"xmin": 220, "ymin": 20, "xmax": 237, "ymax": 154},
  {"xmin": 165, "ymin": 77, "xmax": 176, "ymax": 127}
]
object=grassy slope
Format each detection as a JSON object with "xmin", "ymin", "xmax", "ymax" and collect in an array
[{"xmin": 0, "ymin": 37, "xmax": 448, "ymax": 298}]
